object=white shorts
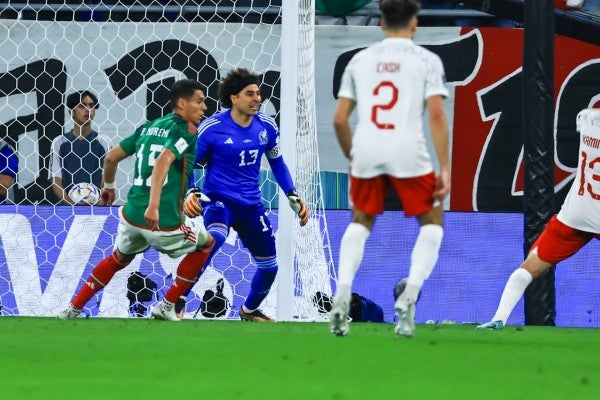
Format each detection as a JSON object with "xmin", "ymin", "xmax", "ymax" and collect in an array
[{"xmin": 115, "ymin": 207, "xmax": 209, "ymax": 258}]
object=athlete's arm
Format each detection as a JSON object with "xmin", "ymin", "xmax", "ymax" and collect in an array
[
  {"xmin": 48, "ymin": 138, "xmax": 70, "ymax": 204},
  {"xmin": 100, "ymin": 145, "xmax": 128, "ymax": 206},
  {"xmin": 266, "ymin": 156, "xmax": 308, "ymax": 226},
  {"xmin": 145, "ymin": 148, "xmax": 176, "ymax": 230},
  {"xmin": 333, "ymin": 97, "xmax": 356, "ymax": 160},
  {"xmin": 427, "ymin": 95, "xmax": 450, "ymax": 202},
  {"xmin": 267, "ymin": 156, "xmax": 295, "ymax": 195}
]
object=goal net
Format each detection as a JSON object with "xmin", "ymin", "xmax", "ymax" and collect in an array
[{"xmin": 0, "ymin": 1, "xmax": 336, "ymax": 320}]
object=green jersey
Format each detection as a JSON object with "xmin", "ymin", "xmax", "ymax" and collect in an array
[{"xmin": 120, "ymin": 113, "xmax": 197, "ymax": 230}]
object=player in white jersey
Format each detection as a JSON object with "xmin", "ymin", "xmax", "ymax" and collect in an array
[
  {"xmin": 478, "ymin": 109, "xmax": 600, "ymax": 330},
  {"xmin": 329, "ymin": 0, "xmax": 450, "ymax": 338}
]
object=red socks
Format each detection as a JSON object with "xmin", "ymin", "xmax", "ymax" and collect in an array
[
  {"xmin": 71, "ymin": 252, "xmax": 129, "ymax": 310},
  {"xmin": 72, "ymin": 236, "xmax": 214, "ymax": 309},
  {"xmin": 164, "ymin": 248, "xmax": 212, "ymax": 303}
]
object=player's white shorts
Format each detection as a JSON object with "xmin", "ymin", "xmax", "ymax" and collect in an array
[{"xmin": 114, "ymin": 207, "xmax": 209, "ymax": 258}]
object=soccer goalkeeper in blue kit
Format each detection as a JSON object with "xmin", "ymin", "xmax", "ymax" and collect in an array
[{"xmin": 181, "ymin": 68, "xmax": 309, "ymax": 321}]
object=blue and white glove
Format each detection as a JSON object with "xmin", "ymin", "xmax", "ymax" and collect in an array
[
  {"xmin": 287, "ymin": 190, "xmax": 309, "ymax": 226},
  {"xmin": 183, "ymin": 187, "xmax": 210, "ymax": 218}
]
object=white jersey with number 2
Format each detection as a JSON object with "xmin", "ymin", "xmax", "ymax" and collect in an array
[
  {"xmin": 338, "ymin": 37, "xmax": 449, "ymax": 179},
  {"xmin": 557, "ymin": 109, "xmax": 600, "ymax": 233}
]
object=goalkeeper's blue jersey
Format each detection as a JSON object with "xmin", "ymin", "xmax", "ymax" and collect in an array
[{"xmin": 195, "ymin": 110, "xmax": 282, "ymax": 206}]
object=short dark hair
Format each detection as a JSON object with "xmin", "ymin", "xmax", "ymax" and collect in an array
[
  {"xmin": 169, "ymin": 79, "xmax": 205, "ymax": 109},
  {"xmin": 218, "ymin": 68, "xmax": 260, "ymax": 109},
  {"xmin": 379, "ymin": 0, "xmax": 420, "ymax": 30},
  {"xmin": 66, "ymin": 90, "xmax": 99, "ymax": 110}
]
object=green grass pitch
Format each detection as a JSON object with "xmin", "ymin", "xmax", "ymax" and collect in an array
[{"xmin": 1, "ymin": 317, "xmax": 599, "ymax": 399}]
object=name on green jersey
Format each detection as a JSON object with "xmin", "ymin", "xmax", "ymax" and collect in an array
[{"xmin": 142, "ymin": 127, "xmax": 170, "ymax": 138}]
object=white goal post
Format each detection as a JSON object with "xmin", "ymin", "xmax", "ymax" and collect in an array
[
  {"xmin": 0, "ymin": 1, "xmax": 336, "ymax": 321},
  {"xmin": 278, "ymin": 0, "xmax": 337, "ymax": 321}
]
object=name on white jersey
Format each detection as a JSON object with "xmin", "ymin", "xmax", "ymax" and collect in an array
[
  {"xmin": 376, "ymin": 62, "xmax": 401, "ymax": 73},
  {"xmin": 582, "ymin": 134, "xmax": 600, "ymax": 149}
]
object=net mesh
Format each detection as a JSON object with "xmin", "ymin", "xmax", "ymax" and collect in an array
[
  {"xmin": 290, "ymin": 0, "xmax": 336, "ymax": 320},
  {"xmin": 0, "ymin": 1, "xmax": 335, "ymax": 320}
]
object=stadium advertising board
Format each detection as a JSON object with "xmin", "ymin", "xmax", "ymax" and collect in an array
[
  {"xmin": 1, "ymin": 23, "xmax": 598, "ymax": 209},
  {"xmin": 0, "ymin": 205, "xmax": 598, "ymax": 327}
]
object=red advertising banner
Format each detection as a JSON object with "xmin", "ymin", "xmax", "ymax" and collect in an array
[{"xmin": 452, "ymin": 28, "xmax": 600, "ymax": 211}]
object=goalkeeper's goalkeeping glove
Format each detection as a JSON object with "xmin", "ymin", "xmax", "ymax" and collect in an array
[
  {"xmin": 183, "ymin": 187, "xmax": 210, "ymax": 218},
  {"xmin": 287, "ymin": 190, "xmax": 309, "ymax": 227}
]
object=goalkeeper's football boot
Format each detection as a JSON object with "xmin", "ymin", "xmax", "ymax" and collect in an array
[
  {"xmin": 57, "ymin": 304, "xmax": 81, "ymax": 319},
  {"xmin": 150, "ymin": 300, "xmax": 180, "ymax": 322},
  {"xmin": 476, "ymin": 320, "xmax": 504, "ymax": 330},
  {"xmin": 329, "ymin": 292, "xmax": 350, "ymax": 336},
  {"xmin": 239, "ymin": 308, "xmax": 275, "ymax": 322},
  {"xmin": 394, "ymin": 296, "xmax": 415, "ymax": 338}
]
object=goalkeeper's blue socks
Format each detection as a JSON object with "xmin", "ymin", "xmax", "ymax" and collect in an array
[{"xmin": 244, "ymin": 258, "xmax": 278, "ymax": 311}]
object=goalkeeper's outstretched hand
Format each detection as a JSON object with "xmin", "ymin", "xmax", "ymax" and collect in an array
[
  {"xmin": 183, "ymin": 187, "xmax": 210, "ymax": 218},
  {"xmin": 287, "ymin": 190, "xmax": 309, "ymax": 226}
]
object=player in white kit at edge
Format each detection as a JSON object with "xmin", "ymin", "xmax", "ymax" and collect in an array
[{"xmin": 478, "ymin": 108, "xmax": 600, "ymax": 330}]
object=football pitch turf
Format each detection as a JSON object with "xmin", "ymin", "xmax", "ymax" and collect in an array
[{"xmin": 1, "ymin": 318, "xmax": 599, "ymax": 400}]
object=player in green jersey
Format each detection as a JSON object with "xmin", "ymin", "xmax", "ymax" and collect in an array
[{"xmin": 58, "ymin": 79, "xmax": 214, "ymax": 321}]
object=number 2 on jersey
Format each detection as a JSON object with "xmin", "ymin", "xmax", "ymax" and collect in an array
[{"xmin": 371, "ymin": 81, "xmax": 399, "ymax": 130}]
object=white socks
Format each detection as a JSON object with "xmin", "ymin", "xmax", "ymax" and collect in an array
[
  {"xmin": 492, "ymin": 268, "xmax": 533, "ymax": 324},
  {"xmin": 405, "ymin": 224, "xmax": 444, "ymax": 302},
  {"xmin": 337, "ymin": 222, "xmax": 370, "ymax": 289},
  {"xmin": 337, "ymin": 223, "xmax": 444, "ymax": 307}
]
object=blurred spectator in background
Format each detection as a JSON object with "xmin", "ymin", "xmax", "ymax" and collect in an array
[
  {"xmin": 315, "ymin": 0, "xmax": 518, "ymax": 27},
  {"xmin": 453, "ymin": 3, "xmax": 518, "ymax": 27},
  {"xmin": 420, "ymin": 1, "xmax": 518, "ymax": 27},
  {"xmin": 418, "ymin": 0, "xmax": 457, "ymax": 26},
  {"xmin": 0, "ymin": 139, "xmax": 18, "ymax": 204},
  {"xmin": 49, "ymin": 90, "xmax": 111, "ymax": 204},
  {"xmin": 315, "ymin": 0, "xmax": 379, "ymax": 25}
]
